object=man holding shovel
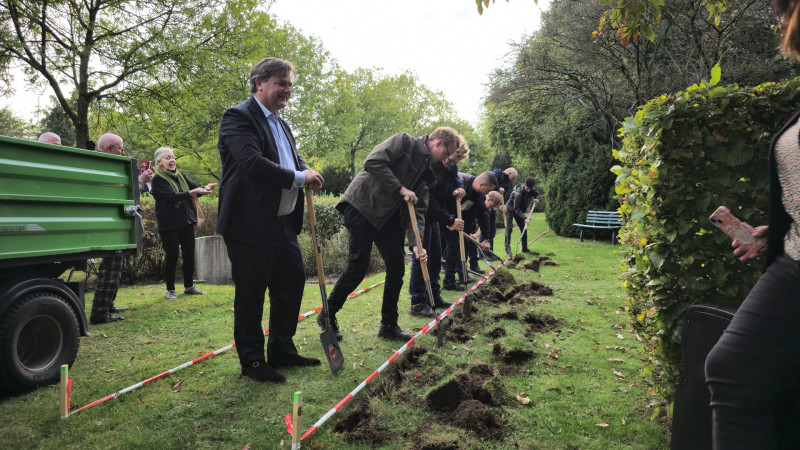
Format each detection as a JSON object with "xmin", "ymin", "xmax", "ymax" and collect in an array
[
  {"xmin": 217, "ymin": 57, "xmax": 324, "ymax": 383},
  {"xmin": 319, "ymin": 127, "xmax": 467, "ymax": 341},
  {"xmin": 504, "ymin": 177, "xmax": 539, "ymax": 256},
  {"xmin": 407, "ymin": 148, "xmax": 469, "ymax": 318}
]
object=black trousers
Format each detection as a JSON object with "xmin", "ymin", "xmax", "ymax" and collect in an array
[
  {"xmin": 505, "ymin": 212, "xmax": 528, "ymax": 252},
  {"xmin": 160, "ymin": 224, "xmax": 196, "ymax": 291},
  {"xmin": 705, "ymin": 253, "xmax": 800, "ymax": 449},
  {"xmin": 327, "ymin": 204, "xmax": 406, "ymax": 327},
  {"xmin": 409, "ymin": 219, "xmax": 442, "ymax": 305},
  {"xmin": 224, "ymin": 219, "xmax": 305, "ymax": 365}
]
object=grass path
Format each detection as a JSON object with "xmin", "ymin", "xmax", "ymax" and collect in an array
[{"xmin": 0, "ymin": 219, "xmax": 669, "ymax": 449}]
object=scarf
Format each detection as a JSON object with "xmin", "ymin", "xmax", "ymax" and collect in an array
[{"xmin": 155, "ymin": 166, "xmax": 190, "ymax": 207}]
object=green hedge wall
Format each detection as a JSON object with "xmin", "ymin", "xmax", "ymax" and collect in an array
[{"xmin": 612, "ymin": 75, "xmax": 800, "ymax": 405}]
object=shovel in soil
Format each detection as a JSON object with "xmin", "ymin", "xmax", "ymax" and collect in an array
[
  {"xmin": 405, "ymin": 196, "xmax": 444, "ymax": 347},
  {"xmin": 454, "ymin": 194, "xmax": 472, "ymax": 319},
  {"xmin": 461, "ymin": 231, "xmax": 503, "ymax": 264},
  {"xmin": 305, "ymin": 189, "xmax": 344, "ymax": 373}
]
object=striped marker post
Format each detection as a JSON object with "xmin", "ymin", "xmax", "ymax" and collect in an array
[{"xmin": 294, "ymin": 259, "xmax": 509, "ymax": 441}]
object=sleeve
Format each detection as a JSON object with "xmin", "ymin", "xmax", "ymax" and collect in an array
[
  {"xmin": 218, "ymin": 107, "xmax": 296, "ymax": 190},
  {"xmin": 151, "ymin": 175, "xmax": 192, "ymax": 205}
]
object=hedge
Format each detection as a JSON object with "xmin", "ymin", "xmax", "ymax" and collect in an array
[
  {"xmin": 612, "ymin": 74, "xmax": 800, "ymax": 406},
  {"xmin": 119, "ymin": 192, "xmax": 381, "ymax": 285}
]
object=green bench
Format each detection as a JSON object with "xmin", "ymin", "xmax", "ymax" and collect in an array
[{"xmin": 573, "ymin": 210, "xmax": 622, "ymax": 244}]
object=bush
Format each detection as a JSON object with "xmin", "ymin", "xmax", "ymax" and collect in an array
[
  {"xmin": 544, "ymin": 135, "xmax": 617, "ymax": 237},
  {"xmin": 613, "ymin": 75, "xmax": 800, "ymax": 403}
]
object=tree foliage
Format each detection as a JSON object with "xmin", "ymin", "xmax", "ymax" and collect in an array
[
  {"xmin": 485, "ymin": 0, "xmax": 793, "ymax": 236},
  {"xmin": 0, "ymin": 106, "xmax": 32, "ymax": 139},
  {"xmin": 0, "ymin": 0, "xmax": 263, "ymax": 149}
]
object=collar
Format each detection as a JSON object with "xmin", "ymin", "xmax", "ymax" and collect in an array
[{"xmin": 253, "ymin": 96, "xmax": 281, "ymax": 121}]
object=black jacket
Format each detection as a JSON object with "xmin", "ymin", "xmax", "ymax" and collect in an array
[
  {"xmin": 506, "ymin": 183, "xmax": 539, "ymax": 221},
  {"xmin": 216, "ymin": 96, "xmax": 309, "ymax": 244},
  {"xmin": 151, "ymin": 172, "xmax": 200, "ymax": 232}
]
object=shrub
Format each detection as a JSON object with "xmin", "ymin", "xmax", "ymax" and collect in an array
[{"xmin": 613, "ymin": 74, "xmax": 800, "ymax": 403}]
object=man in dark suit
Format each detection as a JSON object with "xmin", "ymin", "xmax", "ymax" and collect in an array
[{"xmin": 216, "ymin": 57, "xmax": 324, "ymax": 383}]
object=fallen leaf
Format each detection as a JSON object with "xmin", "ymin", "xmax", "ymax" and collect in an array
[
  {"xmin": 613, "ymin": 370, "xmax": 625, "ymax": 378},
  {"xmin": 578, "ymin": 318, "xmax": 585, "ymax": 323},
  {"xmin": 595, "ymin": 423, "xmax": 610, "ymax": 427},
  {"xmin": 608, "ymin": 358, "xmax": 625, "ymax": 363},
  {"xmin": 515, "ymin": 394, "xmax": 531, "ymax": 405},
  {"xmin": 312, "ymin": 443, "xmax": 325, "ymax": 449},
  {"xmin": 413, "ymin": 371, "xmax": 422, "ymax": 378},
  {"xmin": 104, "ymin": 369, "xmax": 114, "ymax": 373},
  {"xmin": 173, "ymin": 380, "xmax": 184, "ymax": 390},
  {"xmin": 615, "ymin": 333, "xmax": 625, "ymax": 340},
  {"xmin": 622, "ymin": 418, "xmax": 627, "ymax": 426}
]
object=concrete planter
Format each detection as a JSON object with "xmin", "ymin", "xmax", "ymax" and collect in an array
[{"xmin": 194, "ymin": 235, "xmax": 232, "ymax": 285}]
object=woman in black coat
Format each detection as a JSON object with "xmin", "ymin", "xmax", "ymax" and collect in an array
[{"xmin": 151, "ymin": 147, "xmax": 217, "ymax": 299}]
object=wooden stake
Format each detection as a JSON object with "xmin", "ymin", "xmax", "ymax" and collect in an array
[
  {"xmin": 291, "ymin": 391, "xmax": 303, "ymax": 449},
  {"xmin": 60, "ymin": 364, "xmax": 69, "ymax": 419}
]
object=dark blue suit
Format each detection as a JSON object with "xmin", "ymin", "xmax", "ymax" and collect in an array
[{"xmin": 217, "ymin": 96, "xmax": 309, "ymax": 365}]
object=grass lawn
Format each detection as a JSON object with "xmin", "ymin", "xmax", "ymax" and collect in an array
[{"xmin": 0, "ymin": 219, "xmax": 670, "ymax": 449}]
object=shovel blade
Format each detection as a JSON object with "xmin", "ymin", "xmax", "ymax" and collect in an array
[{"xmin": 320, "ymin": 328, "xmax": 344, "ymax": 373}]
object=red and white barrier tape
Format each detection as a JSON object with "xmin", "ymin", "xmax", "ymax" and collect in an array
[{"xmin": 289, "ymin": 258, "xmax": 509, "ymax": 441}]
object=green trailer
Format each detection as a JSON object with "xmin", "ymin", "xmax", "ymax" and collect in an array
[{"xmin": 0, "ymin": 135, "xmax": 141, "ymax": 392}]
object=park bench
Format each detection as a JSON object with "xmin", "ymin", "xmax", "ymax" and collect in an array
[{"xmin": 573, "ymin": 210, "xmax": 622, "ymax": 244}]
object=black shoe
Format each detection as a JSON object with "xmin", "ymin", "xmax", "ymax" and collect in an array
[
  {"xmin": 241, "ymin": 360, "xmax": 285, "ymax": 383},
  {"xmin": 443, "ymin": 280, "xmax": 461, "ymax": 291},
  {"xmin": 470, "ymin": 264, "xmax": 484, "ymax": 275},
  {"xmin": 522, "ymin": 248, "xmax": 532, "ymax": 253},
  {"xmin": 110, "ymin": 306, "xmax": 129, "ymax": 313},
  {"xmin": 268, "ymin": 354, "xmax": 321, "ymax": 369},
  {"xmin": 90, "ymin": 314, "xmax": 125, "ymax": 325},
  {"xmin": 410, "ymin": 303, "xmax": 436, "ymax": 318},
  {"xmin": 316, "ymin": 309, "xmax": 343, "ymax": 342},
  {"xmin": 433, "ymin": 297, "xmax": 453, "ymax": 309},
  {"xmin": 378, "ymin": 324, "xmax": 413, "ymax": 341},
  {"xmin": 460, "ymin": 276, "xmax": 477, "ymax": 285},
  {"xmin": 505, "ymin": 247, "xmax": 512, "ymax": 257}
]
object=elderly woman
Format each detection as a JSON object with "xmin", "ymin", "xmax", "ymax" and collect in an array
[{"xmin": 151, "ymin": 147, "xmax": 217, "ymax": 299}]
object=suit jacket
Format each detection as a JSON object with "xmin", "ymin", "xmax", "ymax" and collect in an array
[{"xmin": 216, "ymin": 96, "xmax": 309, "ymax": 244}]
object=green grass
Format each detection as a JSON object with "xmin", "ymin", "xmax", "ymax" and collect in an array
[{"xmin": 0, "ymin": 218, "xmax": 669, "ymax": 449}]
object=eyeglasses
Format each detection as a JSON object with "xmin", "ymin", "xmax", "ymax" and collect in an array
[
  {"xmin": 107, "ymin": 143, "xmax": 124, "ymax": 155},
  {"xmin": 441, "ymin": 140, "xmax": 451, "ymax": 159}
]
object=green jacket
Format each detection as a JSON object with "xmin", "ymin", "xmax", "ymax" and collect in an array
[{"xmin": 337, "ymin": 133, "xmax": 435, "ymax": 248}]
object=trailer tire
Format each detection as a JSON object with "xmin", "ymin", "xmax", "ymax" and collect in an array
[{"xmin": 0, "ymin": 292, "xmax": 80, "ymax": 392}]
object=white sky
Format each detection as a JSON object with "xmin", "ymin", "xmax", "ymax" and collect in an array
[
  {"xmin": 269, "ymin": 0, "xmax": 549, "ymax": 125},
  {"xmin": 1, "ymin": 0, "xmax": 549, "ymax": 126}
]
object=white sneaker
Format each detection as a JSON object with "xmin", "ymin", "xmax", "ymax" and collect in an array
[{"xmin": 166, "ymin": 290, "xmax": 178, "ymax": 299}]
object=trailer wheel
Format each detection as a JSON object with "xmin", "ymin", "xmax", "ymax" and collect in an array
[{"xmin": 0, "ymin": 292, "xmax": 80, "ymax": 392}]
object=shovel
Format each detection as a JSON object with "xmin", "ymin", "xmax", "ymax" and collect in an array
[
  {"xmin": 405, "ymin": 196, "xmax": 444, "ymax": 347},
  {"xmin": 305, "ymin": 189, "xmax": 344, "ymax": 373},
  {"xmin": 461, "ymin": 231, "xmax": 503, "ymax": 266},
  {"xmin": 454, "ymin": 193, "xmax": 472, "ymax": 319}
]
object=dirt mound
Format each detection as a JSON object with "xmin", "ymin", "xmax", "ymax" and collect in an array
[
  {"xmin": 487, "ymin": 327, "xmax": 506, "ymax": 338},
  {"xmin": 427, "ymin": 377, "xmax": 472, "ymax": 412},
  {"xmin": 493, "ymin": 310, "xmax": 518, "ymax": 320},
  {"xmin": 523, "ymin": 259, "xmax": 541, "ymax": 271},
  {"xmin": 465, "ymin": 360, "xmax": 494, "ymax": 377},
  {"xmin": 523, "ymin": 312, "xmax": 559, "ymax": 332},
  {"xmin": 493, "ymin": 343, "xmax": 535, "ymax": 365},
  {"xmin": 449, "ymin": 325, "xmax": 474, "ymax": 343},
  {"xmin": 507, "ymin": 281, "xmax": 553, "ymax": 298},
  {"xmin": 333, "ymin": 403, "xmax": 394, "ymax": 444},
  {"xmin": 487, "ymin": 270, "xmax": 515, "ymax": 287},
  {"xmin": 448, "ymin": 399, "xmax": 504, "ymax": 440}
]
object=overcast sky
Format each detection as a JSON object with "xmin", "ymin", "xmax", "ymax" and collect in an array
[
  {"xmin": 269, "ymin": 0, "xmax": 549, "ymax": 125},
  {"xmin": 2, "ymin": 0, "xmax": 549, "ymax": 126}
]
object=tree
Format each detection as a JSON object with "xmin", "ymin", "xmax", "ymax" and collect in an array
[
  {"xmin": 308, "ymin": 68, "xmax": 460, "ymax": 178},
  {"xmin": 39, "ymin": 97, "xmax": 75, "ymax": 147},
  {"xmin": 0, "ymin": 106, "xmax": 32, "ymax": 138},
  {"xmin": 0, "ymin": 0, "xmax": 262, "ymax": 149}
]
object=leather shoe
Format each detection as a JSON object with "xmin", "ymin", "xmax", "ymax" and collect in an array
[
  {"xmin": 378, "ymin": 324, "xmax": 412, "ymax": 341},
  {"xmin": 268, "ymin": 354, "xmax": 321, "ymax": 369},
  {"xmin": 90, "ymin": 314, "xmax": 125, "ymax": 325},
  {"xmin": 110, "ymin": 307, "xmax": 129, "ymax": 313},
  {"xmin": 522, "ymin": 248, "xmax": 532, "ymax": 253},
  {"xmin": 470, "ymin": 264, "xmax": 485, "ymax": 275},
  {"xmin": 433, "ymin": 297, "xmax": 453, "ymax": 309},
  {"xmin": 442, "ymin": 279, "xmax": 461, "ymax": 291},
  {"xmin": 410, "ymin": 303, "xmax": 436, "ymax": 318},
  {"xmin": 241, "ymin": 360, "xmax": 285, "ymax": 383}
]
